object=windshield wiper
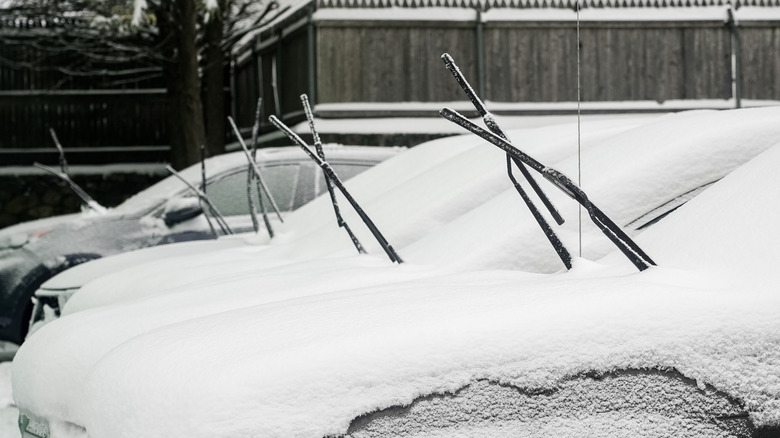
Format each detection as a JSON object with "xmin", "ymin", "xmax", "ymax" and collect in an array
[
  {"xmin": 243, "ymin": 98, "xmax": 276, "ymax": 237},
  {"xmin": 269, "ymin": 108, "xmax": 402, "ymax": 264},
  {"xmin": 35, "ymin": 129, "xmax": 105, "ymax": 213},
  {"xmin": 442, "ymin": 54, "xmax": 571, "ymax": 270},
  {"xmin": 199, "ymin": 145, "xmax": 219, "ymax": 238},
  {"xmin": 166, "ymin": 165, "xmax": 233, "ymax": 235},
  {"xmin": 301, "ymin": 94, "xmax": 367, "ymax": 255},
  {"xmin": 440, "ymin": 107, "xmax": 655, "ymax": 272},
  {"xmin": 228, "ymin": 116, "xmax": 284, "ymax": 225}
]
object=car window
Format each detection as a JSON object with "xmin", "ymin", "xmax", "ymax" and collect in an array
[
  {"xmin": 314, "ymin": 163, "xmax": 374, "ymax": 197},
  {"xmin": 206, "ymin": 164, "xmax": 301, "ymax": 216},
  {"xmin": 342, "ymin": 369, "xmax": 752, "ymax": 437}
]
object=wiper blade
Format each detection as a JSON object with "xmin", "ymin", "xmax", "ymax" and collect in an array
[
  {"xmin": 440, "ymin": 107, "xmax": 655, "ymax": 272},
  {"xmin": 199, "ymin": 144, "xmax": 219, "ymax": 238},
  {"xmin": 246, "ymin": 98, "xmax": 275, "ymax": 237},
  {"xmin": 166, "ymin": 165, "xmax": 233, "ymax": 235},
  {"xmin": 269, "ymin": 114, "xmax": 402, "ymax": 264},
  {"xmin": 49, "ymin": 128, "xmax": 69, "ymax": 175},
  {"xmin": 34, "ymin": 162, "xmax": 105, "ymax": 214},
  {"xmin": 228, "ymin": 116, "xmax": 284, "ymax": 223},
  {"xmin": 441, "ymin": 54, "xmax": 565, "ymax": 226},
  {"xmin": 38, "ymin": 129, "xmax": 105, "ymax": 214},
  {"xmin": 301, "ymin": 94, "xmax": 366, "ymax": 255},
  {"xmin": 441, "ymin": 53, "xmax": 571, "ymax": 270}
]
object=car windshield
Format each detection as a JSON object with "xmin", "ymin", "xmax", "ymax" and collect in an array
[{"xmin": 111, "ymin": 153, "xmax": 249, "ymax": 216}]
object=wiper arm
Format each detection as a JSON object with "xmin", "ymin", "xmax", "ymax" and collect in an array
[
  {"xmin": 38, "ymin": 129, "xmax": 105, "ymax": 214},
  {"xmin": 440, "ymin": 107, "xmax": 655, "ymax": 272},
  {"xmin": 441, "ymin": 53, "xmax": 571, "ymax": 270},
  {"xmin": 301, "ymin": 94, "xmax": 366, "ymax": 255},
  {"xmin": 34, "ymin": 162, "xmax": 105, "ymax": 214},
  {"xmin": 228, "ymin": 116, "xmax": 284, "ymax": 223},
  {"xmin": 269, "ymin": 114, "xmax": 402, "ymax": 264},
  {"xmin": 166, "ymin": 165, "xmax": 233, "ymax": 235}
]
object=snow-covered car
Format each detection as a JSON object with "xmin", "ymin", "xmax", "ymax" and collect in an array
[
  {"xmin": 0, "ymin": 145, "xmax": 400, "ymax": 345},
  {"xmin": 44, "ymin": 107, "xmax": 780, "ymax": 319},
  {"xmin": 30, "ymin": 114, "xmax": 657, "ymax": 322},
  {"xmin": 12, "ymin": 108, "xmax": 780, "ymax": 438}
]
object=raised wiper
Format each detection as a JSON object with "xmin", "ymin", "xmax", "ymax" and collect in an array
[
  {"xmin": 33, "ymin": 162, "xmax": 106, "ymax": 214},
  {"xmin": 199, "ymin": 145, "xmax": 219, "ymax": 238},
  {"xmin": 49, "ymin": 128, "xmax": 69, "ymax": 175},
  {"xmin": 245, "ymin": 98, "xmax": 275, "ymax": 237},
  {"xmin": 166, "ymin": 165, "xmax": 233, "ymax": 235},
  {"xmin": 36, "ymin": 129, "xmax": 106, "ymax": 214},
  {"xmin": 440, "ymin": 107, "xmax": 655, "ymax": 272},
  {"xmin": 269, "ymin": 110, "xmax": 403, "ymax": 264},
  {"xmin": 442, "ymin": 54, "xmax": 571, "ymax": 270},
  {"xmin": 228, "ymin": 115, "xmax": 284, "ymax": 224},
  {"xmin": 301, "ymin": 94, "xmax": 366, "ymax": 255}
]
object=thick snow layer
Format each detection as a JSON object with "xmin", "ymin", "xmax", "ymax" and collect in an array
[
  {"xmin": 61, "ymin": 115, "xmax": 648, "ymax": 314},
  {"xmin": 72, "ymin": 142, "xmax": 780, "ymax": 438},
  {"xmin": 39, "ymin": 236, "xmax": 255, "ymax": 291},
  {"xmin": 0, "ymin": 362, "xmax": 16, "ymax": 438},
  {"xmin": 405, "ymin": 107, "xmax": 780, "ymax": 271},
  {"xmin": 12, "ymin": 108, "xmax": 780, "ymax": 438},
  {"xmin": 609, "ymin": 142, "xmax": 780, "ymax": 276}
]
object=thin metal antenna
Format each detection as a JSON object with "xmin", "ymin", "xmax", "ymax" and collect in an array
[{"xmin": 576, "ymin": 0, "xmax": 583, "ymax": 258}]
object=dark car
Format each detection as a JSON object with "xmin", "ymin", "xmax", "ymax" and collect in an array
[{"xmin": 0, "ymin": 145, "xmax": 400, "ymax": 345}]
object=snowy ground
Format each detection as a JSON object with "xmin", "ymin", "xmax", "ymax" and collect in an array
[{"xmin": 1, "ymin": 362, "xmax": 17, "ymax": 437}]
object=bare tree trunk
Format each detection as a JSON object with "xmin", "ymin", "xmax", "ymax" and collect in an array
[
  {"xmin": 157, "ymin": 0, "xmax": 207, "ymax": 170},
  {"xmin": 203, "ymin": 0, "xmax": 227, "ymax": 157}
]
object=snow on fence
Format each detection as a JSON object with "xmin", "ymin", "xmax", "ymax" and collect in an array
[{"xmin": 233, "ymin": 6, "xmax": 780, "ymax": 128}]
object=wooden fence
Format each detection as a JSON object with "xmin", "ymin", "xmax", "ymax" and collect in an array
[
  {"xmin": 235, "ymin": 10, "xmax": 779, "ymax": 130},
  {"xmin": 0, "ymin": 90, "xmax": 170, "ymax": 158}
]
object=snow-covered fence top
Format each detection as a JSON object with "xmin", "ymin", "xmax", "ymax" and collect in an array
[{"xmin": 315, "ymin": 0, "xmax": 780, "ymax": 9}]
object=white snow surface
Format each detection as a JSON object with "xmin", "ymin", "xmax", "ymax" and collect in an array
[
  {"xmin": 0, "ymin": 362, "xmax": 16, "ymax": 438},
  {"xmin": 78, "ymin": 137, "xmax": 780, "ymax": 436},
  {"xmin": 62, "ymin": 115, "xmax": 650, "ymax": 314},
  {"xmin": 12, "ymin": 108, "xmax": 780, "ymax": 438},
  {"xmin": 38, "ymin": 236, "xmax": 256, "ymax": 291}
]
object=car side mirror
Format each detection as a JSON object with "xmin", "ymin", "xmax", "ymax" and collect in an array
[{"xmin": 163, "ymin": 197, "xmax": 203, "ymax": 227}]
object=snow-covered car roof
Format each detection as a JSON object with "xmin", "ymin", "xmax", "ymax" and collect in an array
[{"xmin": 12, "ymin": 107, "xmax": 780, "ymax": 438}]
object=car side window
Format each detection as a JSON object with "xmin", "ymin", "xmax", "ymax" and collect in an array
[{"xmin": 205, "ymin": 164, "xmax": 301, "ymax": 216}]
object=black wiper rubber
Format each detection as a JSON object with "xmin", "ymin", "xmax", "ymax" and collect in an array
[
  {"xmin": 301, "ymin": 94, "xmax": 367, "ymax": 255},
  {"xmin": 440, "ymin": 107, "xmax": 655, "ymax": 272},
  {"xmin": 441, "ymin": 53, "xmax": 571, "ymax": 270},
  {"xmin": 269, "ymin": 115, "xmax": 403, "ymax": 264}
]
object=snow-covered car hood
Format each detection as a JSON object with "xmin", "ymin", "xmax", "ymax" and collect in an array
[
  {"xmin": 15, "ymin": 141, "xmax": 780, "ymax": 438},
  {"xmin": 0, "ymin": 214, "xmax": 83, "ymax": 250}
]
